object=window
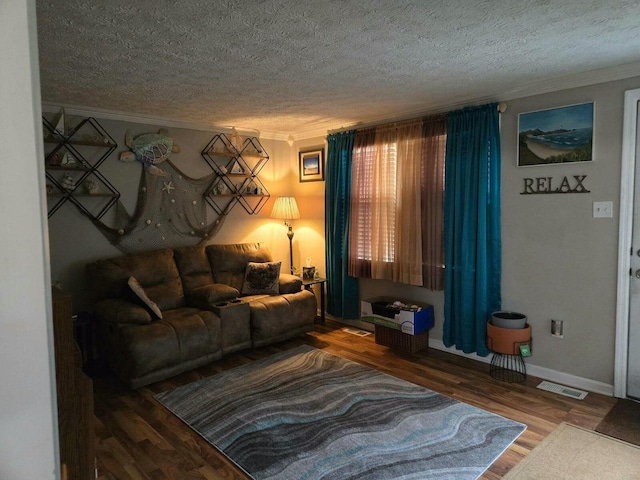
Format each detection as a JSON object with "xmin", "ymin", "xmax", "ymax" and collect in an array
[{"xmin": 348, "ymin": 116, "xmax": 446, "ymax": 290}]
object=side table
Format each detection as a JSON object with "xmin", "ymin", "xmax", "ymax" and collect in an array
[{"xmin": 303, "ymin": 277, "xmax": 326, "ymax": 323}]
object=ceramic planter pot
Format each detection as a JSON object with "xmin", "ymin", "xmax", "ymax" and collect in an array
[
  {"xmin": 487, "ymin": 322, "xmax": 531, "ymax": 355},
  {"xmin": 491, "ymin": 311, "xmax": 527, "ymax": 329}
]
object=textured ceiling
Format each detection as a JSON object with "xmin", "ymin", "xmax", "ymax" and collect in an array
[{"xmin": 37, "ymin": 0, "xmax": 640, "ymax": 140}]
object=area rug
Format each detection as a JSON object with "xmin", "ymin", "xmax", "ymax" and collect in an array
[
  {"xmin": 595, "ymin": 398, "xmax": 640, "ymax": 446},
  {"xmin": 503, "ymin": 422, "xmax": 640, "ymax": 479},
  {"xmin": 155, "ymin": 345, "xmax": 526, "ymax": 480}
]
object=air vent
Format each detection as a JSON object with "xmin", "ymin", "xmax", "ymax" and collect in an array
[
  {"xmin": 537, "ymin": 381, "xmax": 588, "ymax": 400},
  {"xmin": 342, "ymin": 328, "xmax": 371, "ymax": 337}
]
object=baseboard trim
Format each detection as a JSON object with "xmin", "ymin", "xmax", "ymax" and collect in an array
[
  {"xmin": 331, "ymin": 317, "xmax": 375, "ymax": 332},
  {"xmin": 525, "ymin": 364, "xmax": 614, "ymax": 397},
  {"xmin": 325, "ymin": 316, "xmax": 614, "ymax": 397},
  {"xmin": 428, "ymin": 338, "xmax": 614, "ymax": 397}
]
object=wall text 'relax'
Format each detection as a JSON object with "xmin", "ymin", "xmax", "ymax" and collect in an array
[{"xmin": 521, "ymin": 175, "xmax": 590, "ymax": 195}]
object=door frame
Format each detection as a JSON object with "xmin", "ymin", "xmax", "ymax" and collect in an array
[{"xmin": 614, "ymin": 88, "xmax": 640, "ymax": 398}]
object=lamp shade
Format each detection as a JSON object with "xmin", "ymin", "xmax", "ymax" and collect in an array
[{"xmin": 271, "ymin": 196, "xmax": 300, "ymax": 220}]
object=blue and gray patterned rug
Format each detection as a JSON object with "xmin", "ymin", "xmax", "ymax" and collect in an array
[{"xmin": 155, "ymin": 345, "xmax": 525, "ymax": 479}]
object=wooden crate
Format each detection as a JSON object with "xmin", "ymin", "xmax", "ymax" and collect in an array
[{"xmin": 374, "ymin": 324, "xmax": 430, "ymax": 354}]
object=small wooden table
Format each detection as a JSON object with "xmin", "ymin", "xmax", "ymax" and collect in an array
[{"xmin": 303, "ymin": 277, "xmax": 326, "ymax": 323}]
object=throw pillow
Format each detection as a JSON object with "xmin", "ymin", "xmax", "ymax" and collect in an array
[
  {"xmin": 241, "ymin": 261, "xmax": 281, "ymax": 295},
  {"xmin": 127, "ymin": 276, "xmax": 163, "ymax": 319}
]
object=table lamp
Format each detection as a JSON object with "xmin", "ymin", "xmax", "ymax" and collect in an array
[{"xmin": 270, "ymin": 196, "xmax": 300, "ymax": 274}]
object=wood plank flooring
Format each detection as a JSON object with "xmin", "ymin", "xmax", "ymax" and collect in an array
[{"xmin": 93, "ymin": 320, "xmax": 617, "ymax": 479}]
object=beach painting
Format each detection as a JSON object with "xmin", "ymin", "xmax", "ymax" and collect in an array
[
  {"xmin": 518, "ymin": 102, "xmax": 594, "ymax": 166},
  {"xmin": 299, "ymin": 148, "xmax": 324, "ymax": 182}
]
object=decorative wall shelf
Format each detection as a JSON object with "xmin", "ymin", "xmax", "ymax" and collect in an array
[
  {"xmin": 43, "ymin": 116, "xmax": 119, "ymax": 220},
  {"xmin": 201, "ymin": 133, "xmax": 270, "ymax": 215}
]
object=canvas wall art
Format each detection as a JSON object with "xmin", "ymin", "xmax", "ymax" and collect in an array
[
  {"xmin": 299, "ymin": 148, "xmax": 324, "ymax": 182},
  {"xmin": 518, "ymin": 102, "xmax": 594, "ymax": 166}
]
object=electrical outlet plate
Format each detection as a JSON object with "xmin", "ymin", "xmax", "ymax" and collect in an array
[
  {"xmin": 593, "ymin": 201, "xmax": 613, "ymax": 218},
  {"xmin": 551, "ymin": 319, "xmax": 564, "ymax": 338}
]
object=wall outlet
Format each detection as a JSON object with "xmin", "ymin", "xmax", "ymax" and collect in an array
[
  {"xmin": 593, "ymin": 201, "xmax": 613, "ymax": 218},
  {"xmin": 551, "ymin": 319, "xmax": 564, "ymax": 338}
]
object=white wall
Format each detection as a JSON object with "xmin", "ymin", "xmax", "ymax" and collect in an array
[{"xmin": 0, "ymin": 0, "xmax": 59, "ymax": 479}]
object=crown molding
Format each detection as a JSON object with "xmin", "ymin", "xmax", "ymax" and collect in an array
[
  {"xmin": 40, "ymin": 102, "xmax": 264, "ymax": 138},
  {"xmin": 252, "ymin": 129, "xmax": 292, "ymax": 142},
  {"xmin": 498, "ymin": 60, "xmax": 640, "ymax": 103},
  {"xmin": 325, "ymin": 61, "xmax": 640, "ymax": 136},
  {"xmin": 286, "ymin": 127, "xmax": 333, "ymax": 142},
  {"xmin": 41, "ymin": 102, "xmax": 312, "ymax": 143}
]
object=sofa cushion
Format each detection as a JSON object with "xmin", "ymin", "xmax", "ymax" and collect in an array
[
  {"xmin": 173, "ymin": 245, "xmax": 215, "ymax": 292},
  {"xmin": 87, "ymin": 259, "xmax": 131, "ymax": 302},
  {"xmin": 206, "ymin": 243, "xmax": 273, "ymax": 292},
  {"xmin": 128, "ymin": 276, "xmax": 163, "ymax": 319},
  {"xmin": 279, "ymin": 274, "xmax": 303, "ymax": 294},
  {"xmin": 246, "ymin": 290, "xmax": 317, "ymax": 347},
  {"xmin": 87, "ymin": 248, "xmax": 185, "ymax": 310},
  {"xmin": 187, "ymin": 284, "xmax": 239, "ymax": 305},
  {"xmin": 241, "ymin": 261, "xmax": 281, "ymax": 295},
  {"xmin": 115, "ymin": 307, "xmax": 221, "ymax": 379},
  {"xmin": 94, "ymin": 298, "xmax": 152, "ymax": 325}
]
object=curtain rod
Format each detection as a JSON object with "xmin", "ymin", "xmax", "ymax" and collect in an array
[{"xmin": 327, "ymin": 102, "xmax": 507, "ymax": 136}]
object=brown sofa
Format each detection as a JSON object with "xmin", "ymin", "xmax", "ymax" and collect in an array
[{"xmin": 87, "ymin": 243, "xmax": 317, "ymax": 388}]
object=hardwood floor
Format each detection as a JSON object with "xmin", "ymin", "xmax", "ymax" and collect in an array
[{"xmin": 93, "ymin": 320, "xmax": 617, "ymax": 479}]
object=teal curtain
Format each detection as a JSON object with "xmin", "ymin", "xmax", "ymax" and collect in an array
[
  {"xmin": 443, "ymin": 103, "xmax": 501, "ymax": 356},
  {"xmin": 325, "ymin": 131, "xmax": 359, "ymax": 319}
]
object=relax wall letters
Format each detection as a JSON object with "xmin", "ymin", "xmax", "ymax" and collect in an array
[{"xmin": 521, "ymin": 175, "xmax": 590, "ymax": 195}]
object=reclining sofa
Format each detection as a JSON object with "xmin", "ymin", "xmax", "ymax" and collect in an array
[{"xmin": 86, "ymin": 243, "xmax": 317, "ymax": 388}]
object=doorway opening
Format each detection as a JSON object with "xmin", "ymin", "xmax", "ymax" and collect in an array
[{"xmin": 614, "ymin": 88, "xmax": 640, "ymax": 399}]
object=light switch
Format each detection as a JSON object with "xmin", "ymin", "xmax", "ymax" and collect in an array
[{"xmin": 593, "ymin": 201, "xmax": 613, "ymax": 218}]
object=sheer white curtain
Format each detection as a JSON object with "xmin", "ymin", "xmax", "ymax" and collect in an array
[
  {"xmin": 392, "ymin": 122, "xmax": 424, "ymax": 285},
  {"xmin": 370, "ymin": 125, "xmax": 398, "ymax": 280},
  {"xmin": 421, "ymin": 117, "xmax": 447, "ymax": 290},
  {"xmin": 349, "ymin": 116, "xmax": 446, "ymax": 289},
  {"xmin": 349, "ymin": 129, "xmax": 375, "ymax": 278}
]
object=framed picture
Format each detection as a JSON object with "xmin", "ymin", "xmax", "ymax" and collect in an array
[
  {"xmin": 299, "ymin": 148, "xmax": 325, "ymax": 182},
  {"xmin": 518, "ymin": 102, "xmax": 594, "ymax": 167}
]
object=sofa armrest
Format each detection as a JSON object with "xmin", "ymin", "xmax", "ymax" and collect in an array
[
  {"xmin": 186, "ymin": 283, "xmax": 239, "ymax": 306},
  {"xmin": 279, "ymin": 274, "xmax": 302, "ymax": 294},
  {"xmin": 94, "ymin": 298, "xmax": 153, "ymax": 325}
]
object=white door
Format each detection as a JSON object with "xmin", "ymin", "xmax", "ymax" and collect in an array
[{"xmin": 628, "ymin": 100, "xmax": 640, "ymax": 400}]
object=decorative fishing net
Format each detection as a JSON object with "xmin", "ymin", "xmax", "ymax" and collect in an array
[{"xmin": 91, "ymin": 160, "xmax": 224, "ymax": 253}]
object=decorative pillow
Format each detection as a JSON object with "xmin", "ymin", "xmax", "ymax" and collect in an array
[
  {"xmin": 241, "ymin": 261, "xmax": 281, "ymax": 295},
  {"xmin": 127, "ymin": 276, "xmax": 163, "ymax": 319}
]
